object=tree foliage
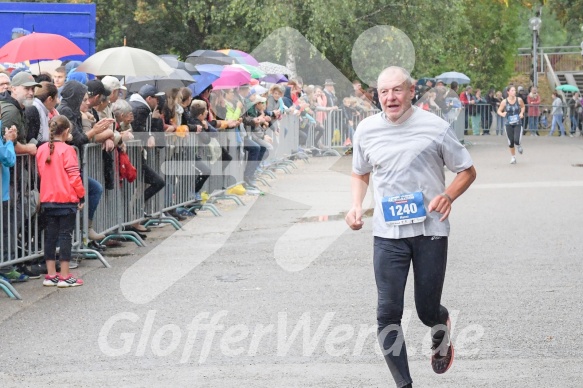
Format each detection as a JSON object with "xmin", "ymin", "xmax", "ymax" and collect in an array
[{"xmin": 11, "ymin": 0, "xmax": 541, "ymax": 89}]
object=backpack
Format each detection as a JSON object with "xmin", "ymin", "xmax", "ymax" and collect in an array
[{"xmin": 118, "ymin": 150, "xmax": 137, "ymax": 183}]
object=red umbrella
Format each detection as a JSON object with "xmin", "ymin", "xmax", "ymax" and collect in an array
[{"xmin": 0, "ymin": 32, "xmax": 85, "ymax": 63}]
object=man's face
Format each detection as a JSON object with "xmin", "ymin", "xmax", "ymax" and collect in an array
[
  {"xmin": 45, "ymin": 94, "xmax": 60, "ymax": 111},
  {"xmin": 87, "ymin": 94, "xmax": 101, "ymax": 108},
  {"xmin": 146, "ymin": 95, "xmax": 158, "ymax": 110},
  {"xmin": 53, "ymin": 71, "xmax": 66, "ymax": 88},
  {"xmin": 378, "ymin": 70, "xmax": 415, "ymax": 122},
  {"xmin": 0, "ymin": 76, "xmax": 10, "ymax": 93},
  {"xmin": 109, "ymin": 89, "xmax": 119, "ymax": 103},
  {"xmin": 325, "ymin": 84, "xmax": 335, "ymax": 94},
  {"xmin": 12, "ymin": 85, "xmax": 35, "ymax": 108}
]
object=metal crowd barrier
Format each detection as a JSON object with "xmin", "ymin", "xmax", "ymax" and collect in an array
[
  {"xmin": 0, "ymin": 154, "xmax": 42, "ymax": 299},
  {"xmin": 85, "ymin": 141, "xmax": 146, "ymax": 247},
  {"xmin": 321, "ymin": 108, "xmax": 380, "ymax": 149},
  {"xmin": 2, "ymin": 112, "xmax": 306, "ymax": 299}
]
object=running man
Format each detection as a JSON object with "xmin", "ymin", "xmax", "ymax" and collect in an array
[
  {"xmin": 497, "ymin": 86, "xmax": 525, "ymax": 164},
  {"xmin": 345, "ymin": 66, "xmax": 476, "ymax": 388}
]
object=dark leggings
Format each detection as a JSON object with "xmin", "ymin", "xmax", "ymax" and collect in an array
[
  {"xmin": 506, "ymin": 124, "xmax": 522, "ymax": 148},
  {"xmin": 194, "ymin": 159, "xmax": 211, "ymax": 193},
  {"xmin": 44, "ymin": 212, "xmax": 77, "ymax": 262},
  {"xmin": 142, "ymin": 162, "xmax": 166, "ymax": 203},
  {"xmin": 374, "ymin": 236, "xmax": 449, "ymax": 388}
]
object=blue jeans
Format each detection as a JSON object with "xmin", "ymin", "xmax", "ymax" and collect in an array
[
  {"xmin": 550, "ymin": 114, "xmax": 566, "ymax": 136},
  {"xmin": 374, "ymin": 236, "xmax": 449, "ymax": 387},
  {"xmin": 243, "ymin": 137, "xmax": 265, "ymax": 180},
  {"xmin": 87, "ymin": 177, "xmax": 102, "ymax": 221},
  {"xmin": 570, "ymin": 114, "xmax": 578, "ymax": 134},
  {"xmin": 528, "ymin": 116, "xmax": 539, "ymax": 134}
]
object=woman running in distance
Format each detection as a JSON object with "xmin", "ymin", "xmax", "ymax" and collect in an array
[{"xmin": 497, "ymin": 86, "xmax": 525, "ymax": 164}]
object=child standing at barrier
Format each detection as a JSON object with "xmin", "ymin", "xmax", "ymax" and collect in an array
[{"xmin": 36, "ymin": 116, "xmax": 85, "ymax": 287}]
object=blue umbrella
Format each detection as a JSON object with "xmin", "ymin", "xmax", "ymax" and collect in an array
[
  {"xmin": 189, "ymin": 72, "xmax": 220, "ymax": 96},
  {"xmin": 195, "ymin": 64, "xmax": 224, "ymax": 76}
]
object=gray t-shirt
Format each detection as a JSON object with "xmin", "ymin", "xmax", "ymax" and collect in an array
[{"xmin": 352, "ymin": 107, "xmax": 473, "ymax": 239}]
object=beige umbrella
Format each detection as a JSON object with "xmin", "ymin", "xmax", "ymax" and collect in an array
[
  {"xmin": 30, "ymin": 60, "xmax": 61, "ymax": 76},
  {"xmin": 76, "ymin": 46, "xmax": 173, "ymax": 77}
]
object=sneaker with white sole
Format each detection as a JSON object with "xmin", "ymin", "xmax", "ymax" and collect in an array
[
  {"xmin": 43, "ymin": 274, "xmax": 59, "ymax": 287},
  {"xmin": 510, "ymin": 156, "xmax": 516, "ymax": 164},
  {"xmin": 517, "ymin": 145, "xmax": 523, "ymax": 154},
  {"xmin": 57, "ymin": 274, "xmax": 83, "ymax": 288}
]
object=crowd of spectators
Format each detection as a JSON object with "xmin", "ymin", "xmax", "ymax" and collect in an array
[
  {"xmin": 0, "ymin": 60, "xmax": 381, "ymax": 286},
  {"xmin": 414, "ymin": 79, "xmax": 583, "ymax": 137}
]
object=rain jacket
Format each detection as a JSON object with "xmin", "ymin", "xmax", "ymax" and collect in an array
[
  {"xmin": 36, "ymin": 141, "xmax": 85, "ymax": 207},
  {"xmin": 0, "ymin": 93, "xmax": 26, "ymax": 144},
  {"xmin": 129, "ymin": 94, "xmax": 163, "ymax": 134},
  {"xmin": 0, "ymin": 139, "xmax": 15, "ymax": 201}
]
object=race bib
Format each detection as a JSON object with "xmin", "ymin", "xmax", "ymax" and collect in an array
[
  {"xmin": 381, "ymin": 192, "xmax": 427, "ymax": 225},
  {"xmin": 507, "ymin": 114, "xmax": 520, "ymax": 125}
]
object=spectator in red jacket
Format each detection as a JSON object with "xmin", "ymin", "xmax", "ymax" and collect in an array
[{"xmin": 36, "ymin": 115, "xmax": 85, "ymax": 288}]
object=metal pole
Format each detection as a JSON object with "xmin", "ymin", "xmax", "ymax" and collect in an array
[{"xmin": 533, "ymin": 31, "xmax": 538, "ymax": 87}]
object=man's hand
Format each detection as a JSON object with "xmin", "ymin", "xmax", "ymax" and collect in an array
[
  {"xmin": 427, "ymin": 193, "xmax": 452, "ymax": 222},
  {"xmin": 345, "ymin": 206, "xmax": 364, "ymax": 230},
  {"xmin": 94, "ymin": 118, "xmax": 114, "ymax": 134},
  {"xmin": 152, "ymin": 109, "xmax": 161, "ymax": 119},
  {"xmin": 165, "ymin": 125, "xmax": 176, "ymax": 133},
  {"xmin": 121, "ymin": 130, "xmax": 134, "ymax": 141},
  {"xmin": 147, "ymin": 135, "xmax": 155, "ymax": 148},
  {"xmin": 77, "ymin": 202, "xmax": 84, "ymax": 211},
  {"xmin": 102, "ymin": 138, "xmax": 115, "ymax": 152},
  {"xmin": 3, "ymin": 126, "xmax": 17, "ymax": 142},
  {"xmin": 196, "ymin": 125, "xmax": 202, "ymax": 133},
  {"xmin": 26, "ymin": 143, "xmax": 37, "ymax": 156},
  {"xmin": 227, "ymin": 119, "xmax": 239, "ymax": 128}
]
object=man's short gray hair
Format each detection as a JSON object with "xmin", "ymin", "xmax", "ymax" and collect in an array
[
  {"xmin": 377, "ymin": 66, "xmax": 414, "ymax": 87},
  {"xmin": 112, "ymin": 99, "xmax": 132, "ymax": 119}
]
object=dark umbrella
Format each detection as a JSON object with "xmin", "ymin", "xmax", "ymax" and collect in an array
[
  {"xmin": 159, "ymin": 55, "xmax": 199, "ymax": 75},
  {"xmin": 185, "ymin": 50, "xmax": 233, "ymax": 66}
]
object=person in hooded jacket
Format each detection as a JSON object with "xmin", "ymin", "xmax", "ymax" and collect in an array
[
  {"xmin": 57, "ymin": 80, "xmax": 112, "ymax": 245},
  {"xmin": 129, "ymin": 85, "xmax": 166, "ymax": 227}
]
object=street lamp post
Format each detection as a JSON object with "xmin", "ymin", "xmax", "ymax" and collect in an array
[{"xmin": 529, "ymin": 16, "xmax": 542, "ymax": 87}]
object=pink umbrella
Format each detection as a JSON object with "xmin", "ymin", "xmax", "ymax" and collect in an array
[{"xmin": 211, "ymin": 65, "xmax": 251, "ymax": 90}]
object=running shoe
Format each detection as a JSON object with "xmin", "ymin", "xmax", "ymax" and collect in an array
[
  {"xmin": 43, "ymin": 274, "xmax": 59, "ymax": 287},
  {"xmin": 57, "ymin": 274, "xmax": 84, "ymax": 288},
  {"xmin": 517, "ymin": 145, "xmax": 523, "ymax": 154},
  {"xmin": 2, "ymin": 269, "xmax": 29, "ymax": 283},
  {"xmin": 431, "ymin": 318, "xmax": 454, "ymax": 374},
  {"xmin": 510, "ymin": 157, "xmax": 516, "ymax": 164},
  {"xmin": 18, "ymin": 265, "xmax": 42, "ymax": 279}
]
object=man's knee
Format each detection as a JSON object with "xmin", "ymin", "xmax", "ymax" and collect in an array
[{"xmin": 377, "ymin": 300, "xmax": 404, "ymax": 327}]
